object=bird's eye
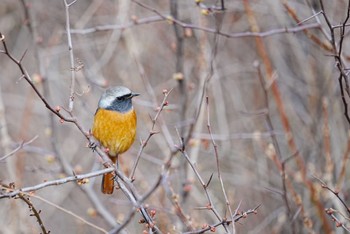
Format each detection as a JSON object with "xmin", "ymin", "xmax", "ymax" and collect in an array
[{"xmin": 116, "ymin": 93, "xmax": 132, "ymax": 101}]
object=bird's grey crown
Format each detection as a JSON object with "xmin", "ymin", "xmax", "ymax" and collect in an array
[{"xmin": 98, "ymin": 86, "xmax": 134, "ymax": 113}]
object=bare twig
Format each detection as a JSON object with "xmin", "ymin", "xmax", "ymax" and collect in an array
[
  {"xmin": 282, "ymin": 1, "xmax": 333, "ymax": 51},
  {"xmin": 183, "ymin": 204, "xmax": 261, "ymax": 234},
  {"xmin": 314, "ymin": 176, "xmax": 350, "ymax": 216},
  {"xmin": 17, "ymin": 193, "xmax": 49, "ymax": 234},
  {"xmin": 325, "ymin": 208, "xmax": 350, "ymax": 232},
  {"xmin": 129, "ymin": 89, "xmax": 173, "ymax": 181},
  {"xmin": 130, "ymin": 0, "xmax": 320, "ymax": 39},
  {"xmin": 0, "ymin": 135, "xmax": 38, "ymax": 161},
  {"xmin": 0, "ymin": 33, "xmax": 76, "ymax": 124},
  {"xmin": 255, "ymin": 61, "xmax": 295, "ymax": 233},
  {"xmin": 32, "ymin": 192, "xmax": 107, "ymax": 233},
  {"xmin": 115, "ymin": 180, "xmax": 161, "ymax": 233},
  {"xmin": 319, "ymin": 0, "xmax": 350, "ymax": 124},
  {"xmin": 1, "ymin": 184, "xmax": 108, "ymax": 233},
  {"xmin": 71, "ymin": 15, "xmax": 164, "ymax": 34},
  {"xmin": 0, "ymin": 168, "xmax": 114, "ymax": 198},
  {"xmin": 205, "ymin": 96, "xmax": 234, "ymax": 232},
  {"xmin": 177, "ymin": 140, "xmax": 225, "ymax": 230},
  {"xmin": 72, "ymin": 9, "xmax": 320, "ymax": 39},
  {"xmin": 170, "ymin": 0, "xmax": 186, "ymax": 137},
  {"xmin": 63, "ymin": 0, "xmax": 78, "ymax": 112}
]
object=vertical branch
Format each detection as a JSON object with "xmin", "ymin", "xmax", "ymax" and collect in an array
[
  {"xmin": 170, "ymin": 0, "xmax": 189, "ymax": 203},
  {"xmin": 319, "ymin": 0, "xmax": 350, "ymax": 124},
  {"xmin": 170, "ymin": 0, "xmax": 187, "ymax": 137},
  {"xmin": 178, "ymin": 147, "xmax": 225, "ymax": 227},
  {"xmin": 206, "ymin": 96, "xmax": 234, "ymax": 233},
  {"xmin": 63, "ymin": 0, "xmax": 77, "ymax": 112},
  {"xmin": 129, "ymin": 89, "xmax": 172, "ymax": 180},
  {"xmin": 255, "ymin": 63, "xmax": 295, "ymax": 234}
]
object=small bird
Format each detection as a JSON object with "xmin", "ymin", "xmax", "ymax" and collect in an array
[{"xmin": 92, "ymin": 86, "xmax": 139, "ymax": 194}]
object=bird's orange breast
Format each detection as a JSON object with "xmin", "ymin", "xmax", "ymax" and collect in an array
[{"xmin": 92, "ymin": 108, "xmax": 137, "ymax": 156}]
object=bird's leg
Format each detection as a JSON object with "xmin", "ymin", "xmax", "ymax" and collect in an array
[{"xmin": 88, "ymin": 137, "xmax": 100, "ymax": 152}]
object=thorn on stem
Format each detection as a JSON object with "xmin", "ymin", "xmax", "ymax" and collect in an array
[{"xmin": 205, "ymin": 173, "xmax": 214, "ymax": 188}]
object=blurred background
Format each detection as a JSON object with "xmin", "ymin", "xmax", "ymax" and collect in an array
[{"xmin": 1, "ymin": 0, "xmax": 349, "ymax": 233}]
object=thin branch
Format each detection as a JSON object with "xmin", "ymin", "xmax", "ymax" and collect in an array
[
  {"xmin": 63, "ymin": 0, "xmax": 77, "ymax": 112},
  {"xmin": 177, "ymin": 140, "xmax": 224, "ymax": 227},
  {"xmin": 297, "ymin": 11, "xmax": 323, "ymax": 25},
  {"xmin": 32, "ymin": 192, "xmax": 107, "ymax": 233},
  {"xmin": 71, "ymin": 1, "xmax": 321, "ymax": 39},
  {"xmin": 255, "ymin": 61, "xmax": 295, "ymax": 233},
  {"xmin": 0, "ymin": 168, "xmax": 114, "ymax": 198},
  {"xmin": 131, "ymin": 0, "xmax": 320, "ymax": 39},
  {"xmin": 1, "ymin": 184, "xmax": 108, "ymax": 233},
  {"xmin": 0, "ymin": 135, "xmax": 38, "ymax": 161},
  {"xmin": 71, "ymin": 15, "xmax": 164, "ymax": 34},
  {"xmin": 314, "ymin": 176, "xmax": 350, "ymax": 216},
  {"xmin": 183, "ymin": 204, "xmax": 261, "ymax": 234},
  {"xmin": 115, "ymin": 180, "xmax": 161, "ymax": 233},
  {"xmin": 325, "ymin": 208, "xmax": 350, "ymax": 232},
  {"xmin": 17, "ymin": 193, "xmax": 49, "ymax": 234},
  {"xmin": 319, "ymin": 0, "xmax": 350, "ymax": 124},
  {"xmin": 129, "ymin": 89, "xmax": 173, "ymax": 181},
  {"xmin": 205, "ymin": 96, "xmax": 234, "ymax": 232},
  {"xmin": 0, "ymin": 33, "xmax": 76, "ymax": 124}
]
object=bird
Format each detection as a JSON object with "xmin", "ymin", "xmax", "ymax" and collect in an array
[{"xmin": 92, "ymin": 86, "xmax": 139, "ymax": 194}]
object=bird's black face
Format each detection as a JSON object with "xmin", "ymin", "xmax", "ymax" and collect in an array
[
  {"xmin": 107, "ymin": 93, "xmax": 136, "ymax": 113},
  {"xmin": 98, "ymin": 86, "xmax": 139, "ymax": 113}
]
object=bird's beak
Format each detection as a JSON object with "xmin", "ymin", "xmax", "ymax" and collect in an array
[{"xmin": 131, "ymin": 92, "xmax": 140, "ymax": 97}]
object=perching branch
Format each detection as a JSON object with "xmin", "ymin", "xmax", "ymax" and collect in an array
[{"xmin": 0, "ymin": 168, "xmax": 114, "ymax": 199}]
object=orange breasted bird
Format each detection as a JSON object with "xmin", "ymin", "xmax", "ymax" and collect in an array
[{"xmin": 92, "ymin": 86, "xmax": 139, "ymax": 194}]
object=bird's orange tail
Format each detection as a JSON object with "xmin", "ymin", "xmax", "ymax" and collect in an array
[
  {"xmin": 101, "ymin": 172, "xmax": 115, "ymax": 194},
  {"xmin": 101, "ymin": 156, "xmax": 117, "ymax": 194}
]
